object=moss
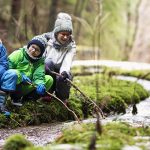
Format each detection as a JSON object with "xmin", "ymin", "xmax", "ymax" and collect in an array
[
  {"xmin": 3, "ymin": 122, "xmax": 150, "ymax": 150},
  {"xmin": 107, "ymin": 94, "xmax": 126, "ymax": 113},
  {"xmin": 55, "ymin": 123, "xmax": 94, "ymax": 144},
  {"xmin": 3, "ymin": 134, "xmax": 33, "ymax": 150},
  {"xmin": 0, "ymin": 74, "xmax": 149, "ymax": 128},
  {"xmin": 73, "ymin": 75, "xmax": 148, "ymax": 115},
  {"xmin": 133, "ymin": 83, "xmax": 149, "ymax": 100},
  {"xmin": 0, "ymin": 98, "xmax": 74, "ymax": 128},
  {"xmin": 98, "ymin": 66, "xmax": 150, "ymax": 82},
  {"xmin": 53, "ymin": 122, "xmax": 150, "ymax": 150},
  {"xmin": 69, "ymin": 92, "xmax": 84, "ymax": 119},
  {"xmin": 24, "ymin": 147, "xmax": 44, "ymax": 150}
]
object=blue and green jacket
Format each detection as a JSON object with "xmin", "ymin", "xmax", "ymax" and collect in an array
[{"xmin": 8, "ymin": 48, "xmax": 45, "ymax": 85}]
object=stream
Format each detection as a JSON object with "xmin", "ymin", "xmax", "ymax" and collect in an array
[
  {"xmin": 114, "ymin": 76, "xmax": 150, "ymax": 127},
  {"xmin": 0, "ymin": 60, "xmax": 150, "ymax": 148}
]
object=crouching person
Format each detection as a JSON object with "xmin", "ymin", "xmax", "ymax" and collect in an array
[
  {"xmin": 1, "ymin": 36, "xmax": 53, "ymax": 107},
  {"xmin": 0, "ymin": 39, "xmax": 10, "ymax": 116},
  {"xmin": 42, "ymin": 12, "xmax": 76, "ymax": 104}
]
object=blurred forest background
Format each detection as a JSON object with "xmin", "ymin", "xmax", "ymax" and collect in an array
[{"xmin": 0, "ymin": 0, "xmax": 150, "ymax": 62}]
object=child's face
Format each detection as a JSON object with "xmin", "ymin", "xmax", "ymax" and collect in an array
[
  {"xmin": 28, "ymin": 44, "xmax": 41, "ymax": 57},
  {"xmin": 57, "ymin": 31, "xmax": 71, "ymax": 44}
]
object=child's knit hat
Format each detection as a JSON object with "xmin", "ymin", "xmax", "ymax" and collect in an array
[
  {"xmin": 27, "ymin": 36, "xmax": 47, "ymax": 57},
  {"xmin": 54, "ymin": 12, "xmax": 73, "ymax": 36}
]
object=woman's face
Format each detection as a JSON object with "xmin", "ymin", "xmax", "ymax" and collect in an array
[
  {"xmin": 57, "ymin": 31, "xmax": 71, "ymax": 44},
  {"xmin": 28, "ymin": 44, "xmax": 41, "ymax": 57}
]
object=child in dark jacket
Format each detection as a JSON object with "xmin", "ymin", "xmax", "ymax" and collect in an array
[
  {"xmin": 0, "ymin": 39, "xmax": 9, "ymax": 116},
  {"xmin": 0, "ymin": 36, "xmax": 53, "ymax": 113}
]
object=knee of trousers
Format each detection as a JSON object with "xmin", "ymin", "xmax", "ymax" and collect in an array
[
  {"xmin": 1, "ymin": 69, "xmax": 18, "ymax": 91},
  {"xmin": 45, "ymin": 75, "xmax": 54, "ymax": 91}
]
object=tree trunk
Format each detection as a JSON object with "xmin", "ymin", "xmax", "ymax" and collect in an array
[
  {"xmin": 129, "ymin": 0, "xmax": 150, "ymax": 63},
  {"xmin": 123, "ymin": 1, "xmax": 132, "ymax": 60},
  {"xmin": 73, "ymin": 0, "xmax": 89, "ymax": 42},
  {"xmin": 9, "ymin": 0, "xmax": 22, "ymax": 41},
  {"xmin": 11, "ymin": 0, "xmax": 21, "ymax": 21},
  {"xmin": 47, "ymin": 0, "xmax": 59, "ymax": 31},
  {"xmin": 31, "ymin": 0, "xmax": 38, "ymax": 35}
]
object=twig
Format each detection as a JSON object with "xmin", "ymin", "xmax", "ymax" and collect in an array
[
  {"xmin": 10, "ymin": 117, "xmax": 22, "ymax": 127},
  {"xmin": 51, "ymin": 71, "xmax": 105, "ymax": 119},
  {"xmin": 27, "ymin": 81, "xmax": 80, "ymax": 123}
]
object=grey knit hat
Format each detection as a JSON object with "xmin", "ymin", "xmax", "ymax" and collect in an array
[{"xmin": 54, "ymin": 12, "xmax": 73, "ymax": 35}]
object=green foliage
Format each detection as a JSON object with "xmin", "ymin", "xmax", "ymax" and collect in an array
[
  {"xmin": 55, "ymin": 123, "xmax": 94, "ymax": 144},
  {"xmin": 24, "ymin": 147, "xmax": 44, "ymax": 150},
  {"xmin": 0, "ymin": 98, "xmax": 74, "ymax": 128},
  {"xmin": 4, "ymin": 122, "xmax": 149, "ymax": 150},
  {"xmin": 69, "ymin": 90, "xmax": 84, "ymax": 119},
  {"xmin": 3, "ymin": 134, "xmax": 33, "ymax": 150},
  {"xmin": 73, "ymin": 75, "xmax": 148, "ymax": 115},
  {"xmin": 101, "ymin": 92, "xmax": 127, "ymax": 114},
  {"xmin": 0, "ymin": 74, "xmax": 149, "ymax": 128},
  {"xmin": 0, "ymin": 0, "xmax": 140, "ymax": 60},
  {"xmin": 99, "ymin": 66, "xmax": 150, "ymax": 81},
  {"xmin": 76, "ymin": 0, "xmax": 140, "ymax": 60},
  {"xmin": 3, "ymin": 122, "xmax": 150, "ymax": 150},
  {"xmin": 53, "ymin": 122, "xmax": 150, "ymax": 150}
]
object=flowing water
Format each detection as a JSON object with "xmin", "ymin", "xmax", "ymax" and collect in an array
[{"xmin": 113, "ymin": 76, "xmax": 150, "ymax": 127}]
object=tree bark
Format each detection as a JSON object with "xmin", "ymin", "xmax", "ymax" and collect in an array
[
  {"xmin": 47, "ymin": 0, "xmax": 59, "ymax": 31},
  {"xmin": 73, "ymin": 0, "xmax": 89, "ymax": 42},
  {"xmin": 123, "ymin": 1, "xmax": 132, "ymax": 60},
  {"xmin": 11, "ymin": 0, "xmax": 22, "ymax": 21},
  {"xmin": 31, "ymin": 0, "xmax": 38, "ymax": 35},
  {"xmin": 9, "ymin": 0, "xmax": 22, "ymax": 41}
]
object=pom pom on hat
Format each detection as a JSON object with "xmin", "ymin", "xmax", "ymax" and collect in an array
[
  {"xmin": 54, "ymin": 12, "xmax": 73, "ymax": 35},
  {"xmin": 27, "ymin": 36, "xmax": 47, "ymax": 57}
]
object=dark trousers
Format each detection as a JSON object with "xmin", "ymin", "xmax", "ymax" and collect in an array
[{"xmin": 45, "ymin": 60, "xmax": 72, "ymax": 101}]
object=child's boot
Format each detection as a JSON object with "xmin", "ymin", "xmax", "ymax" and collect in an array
[{"xmin": 0, "ymin": 90, "xmax": 11, "ymax": 116}]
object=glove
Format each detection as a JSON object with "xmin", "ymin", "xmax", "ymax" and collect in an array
[
  {"xmin": 36, "ymin": 84, "xmax": 46, "ymax": 95},
  {"xmin": 22, "ymin": 74, "xmax": 31, "ymax": 83},
  {"xmin": 61, "ymin": 71, "xmax": 69, "ymax": 81}
]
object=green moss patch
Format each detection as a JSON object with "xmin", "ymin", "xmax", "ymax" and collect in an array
[
  {"xmin": 72, "ymin": 75, "xmax": 149, "ymax": 115},
  {"xmin": 3, "ymin": 134, "xmax": 33, "ymax": 150},
  {"xmin": 18, "ymin": 122, "xmax": 150, "ymax": 150},
  {"xmin": 52, "ymin": 122, "xmax": 150, "ymax": 150},
  {"xmin": 0, "ymin": 74, "xmax": 149, "ymax": 128}
]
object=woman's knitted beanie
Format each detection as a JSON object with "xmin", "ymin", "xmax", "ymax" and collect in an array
[{"xmin": 54, "ymin": 12, "xmax": 73, "ymax": 35}]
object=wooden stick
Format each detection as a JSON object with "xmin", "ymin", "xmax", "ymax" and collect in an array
[
  {"xmin": 27, "ymin": 81, "xmax": 80, "ymax": 123},
  {"xmin": 51, "ymin": 71, "xmax": 105, "ymax": 119}
]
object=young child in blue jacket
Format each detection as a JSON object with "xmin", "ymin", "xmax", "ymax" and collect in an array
[{"xmin": 0, "ymin": 39, "xmax": 9, "ymax": 116}]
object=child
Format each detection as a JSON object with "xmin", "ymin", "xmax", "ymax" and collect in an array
[
  {"xmin": 40, "ymin": 12, "xmax": 76, "ymax": 104},
  {"xmin": 0, "ymin": 36, "xmax": 53, "ymax": 108},
  {"xmin": 0, "ymin": 39, "xmax": 9, "ymax": 115}
]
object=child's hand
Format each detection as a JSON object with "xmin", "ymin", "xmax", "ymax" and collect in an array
[
  {"xmin": 0, "ymin": 39, "xmax": 2, "ymax": 44},
  {"xmin": 36, "ymin": 84, "xmax": 46, "ymax": 95}
]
